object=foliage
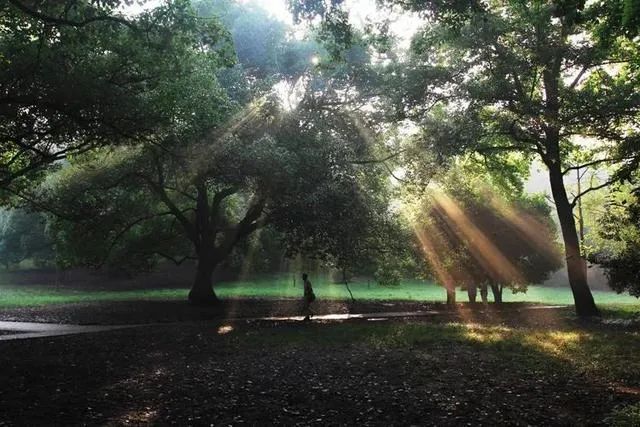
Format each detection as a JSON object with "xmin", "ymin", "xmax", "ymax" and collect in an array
[
  {"xmin": 297, "ymin": 0, "xmax": 640, "ymax": 315},
  {"xmin": 0, "ymin": 0, "xmax": 233, "ymax": 194},
  {"xmin": 591, "ymin": 188, "xmax": 640, "ymax": 297},
  {"xmin": 0, "ymin": 209, "xmax": 53, "ymax": 268},
  {"xmin": 410, "ymin": 159, "xmax": 563, "ymax": 300},
  {"xmin": 42, "ymin": 91, "xmax": 388, "ymax": 296},
  {"xmin": 195, "ymin": 0, "xmax": 321, "ymax": 94}
]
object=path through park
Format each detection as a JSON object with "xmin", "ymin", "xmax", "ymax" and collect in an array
[{"xmin": 0, "ymin": 305, "xmax": 566, "ymax": 341}]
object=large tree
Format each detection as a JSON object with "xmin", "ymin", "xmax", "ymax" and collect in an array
[
  {"xmin": 0, "ymin": 0, "xmax": 233, "ymax": 193},
  {"xmin": 43, "ymin": 95, "xmax": 382, "ymax": 304}
]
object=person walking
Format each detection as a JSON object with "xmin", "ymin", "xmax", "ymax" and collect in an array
[{"xmin": 302, "ymin": 272, "xmax": 315, "ymax": 321}]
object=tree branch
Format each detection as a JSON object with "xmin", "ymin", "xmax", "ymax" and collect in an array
[
  {"xmin": 349, "ymin": 149, "xmax": 405, "ymax": 165},
  {"xmin": 153, "ymin": 252, "xmax": 196, "ymax": 266},
  {"xmin": 570, "ymin": 177, "xmax": 620, "ymax": 207},
  {"xmin": 8, "ymin": 0, "xmax": 137, "ymax": 30},
  {"xmin": 562, "ymin": 155, "xmax": 639, "ymax": 175}
]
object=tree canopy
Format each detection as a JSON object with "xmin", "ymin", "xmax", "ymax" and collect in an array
[
  {"xmin": 2, "ymin": 0, "xmax": 639, "ymax": 313},
  {"xmin": 0, "ymin": 0, "xmax": 233, "ymax": 193}
]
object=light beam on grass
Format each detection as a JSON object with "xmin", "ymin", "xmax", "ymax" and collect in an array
[
  {"xmin": 118, "ymin": 409, "xmax": 159, "ymax": 424},
  {"xmin": 413, "ymin": 224, "xmax": 481, "ymax": 324}
]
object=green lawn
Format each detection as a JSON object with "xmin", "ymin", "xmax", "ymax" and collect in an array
[{"xmin": 0, "ymin": 276, "xmax": 638, "ymax": 310}]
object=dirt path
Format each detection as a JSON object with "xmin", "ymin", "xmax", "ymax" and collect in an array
[
  {"xmin": 0, "ymin": 321, "xmax": 141, "ymax": 341},
  {"xmin": 0, "ymin": 304, "xmax": 570, "ymax": 341}
]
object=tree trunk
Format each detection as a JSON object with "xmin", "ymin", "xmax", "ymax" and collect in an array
[
  {"xmin": 446, "ymin": 286, "xmax": 456, "ymax": 305},
  {"xmin": 188, "ymin": 257, "xmax": 219, "ymax": 305},
  {"xmin": 479, "ymin": 283, "xmax": 488, "ymax": 303},
  {"xmin": 343, "ymin": 269, "xmax": 355, "ymax": 303},
  {"xmin": 548, "ymin": 165, "xmax": 599, "ymax": 316},
  {"xmin": 467, "ymin": 284, "xmax": 477, "ymax": 303},
  {"xmin": 490, "ymin": 284, "xmax": 502, "ymax": 303}
]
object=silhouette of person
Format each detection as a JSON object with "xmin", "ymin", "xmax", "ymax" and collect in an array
[{"xmin": 302, "ymin": 272, "xmax": 315, "ymax": 321}]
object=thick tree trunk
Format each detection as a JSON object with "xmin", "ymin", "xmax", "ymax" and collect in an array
[
  {"xmin": 548, "ymin": 165, "xmax": 599, "ymax": 316},
  {"xmin": 188, "ymin": 257, "xmax": 219, "ymax": 305},
  {"xmin": 490, "ymin": 284, "xmax": 502, "ymax": 303}
]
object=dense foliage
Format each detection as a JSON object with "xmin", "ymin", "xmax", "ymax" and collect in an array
[
  {"xmin": 0, "ymin": 0, "xmax": 233, "ymax": 193},
  {"xmin": 590, "ymin": 187, "xmax": 640, "ymax": 297},
  {"xmin": 0, "ymin": 209, "xmax": 53, "ymax": 268}
]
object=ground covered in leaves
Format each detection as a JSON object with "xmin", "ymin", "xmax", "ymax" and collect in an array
[{"xmin": 0, "ymin": 300, "xmax": 639, "ymax": 426}]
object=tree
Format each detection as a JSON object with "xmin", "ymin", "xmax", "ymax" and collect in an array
[
  {"xmin": 0, "ymin": 0, "xmax": 233, "ymax": 193},
  {"xmin": 410, "ymin": 159, "xmax": 563, "ymax": 304},
  {"xmin": 590, "ymin": 186, "xmax": 640, "ymax": 297},
  {"xmin": 0, "ymin": 209, "xmax": 53, "ymax": 268},
  {"xmin": 293, "ymin": 0, "xmax": 640, "ymax": 316},
  {"xmin": 43, "ymin": 93, "xmax": 381, "ymax": 304},
  {"xmin": 12, "ymin": 0, "xmax": 387, "ymax": 305},
  {"xmin": 282, "ymin": 166, "xmax": 412, "ymax": 300}
]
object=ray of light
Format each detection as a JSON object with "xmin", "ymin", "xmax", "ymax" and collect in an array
[
  {"xmin": 432, "ymin": 192, "xmax": 525, "ymax": 285},
  {"xmin": 413, "ymin": 224, "xmax": 456, "ymax": 296},
  {"xmin": 413, "ymin": 223, "xmax": 480, "ymax": 325},
  {"xmin": 488, "ymin": 194, "xmax": 561, "ymax": 263}
]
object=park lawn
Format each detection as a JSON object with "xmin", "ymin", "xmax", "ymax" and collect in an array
[{"xmin": 0, "ymin": 277, "xmax": 638, "ymax": 313}]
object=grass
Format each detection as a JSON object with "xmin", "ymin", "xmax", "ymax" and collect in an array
[
  {"xmin": 0, "ymin": 287, "xmax": 188, "ymax": 308},
  {"xmin": 227, "ymin": 320, "xmax": 639, "ymax": 424},
  {"xmin": 0, "ymin": 276, "xmax": 638, "ymax": 313},
  {"xmin": 242, "ymin": 320, "xmax": 640, "ymax": 385}
]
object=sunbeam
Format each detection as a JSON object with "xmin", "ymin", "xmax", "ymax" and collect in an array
[
  {"xmin": 431, "ymin": 192, "xmax": 525, "ymax": 285},
  {"xmin": 413, "ymin": 225, "xmax": 457, "ymax": 297},
  {"xmin": 487, "ymin": 193, "xmax": 561, "ymax": 263}
]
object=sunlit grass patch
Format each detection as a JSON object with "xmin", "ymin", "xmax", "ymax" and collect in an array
[
  {"xmin": 600, "ymin": 303, "xmax": 640, "ymax": 319},
  {"xmin": 521, "ymin": 331, "xmax": 585, "ymax": 357},
  {"xmin": 461, "ymin": 324, "xmax": 512, "ymax": 344},
  {"xmin": 241, "ymin": 320, "xmax": 640, "ymax": 390}
]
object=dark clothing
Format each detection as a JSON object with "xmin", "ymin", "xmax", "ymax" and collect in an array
[
  {"xmin": 302, "ymin": 278, "xmax": 315, "ymax": 319},
  {"xmin": 303, "ymin": 279, "xmax": 315, "ymax": 302}
]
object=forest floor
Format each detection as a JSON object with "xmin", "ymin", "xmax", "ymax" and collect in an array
[{"xmin": 0, "ymin": 300, "xmax": 639, "ymax": 426}]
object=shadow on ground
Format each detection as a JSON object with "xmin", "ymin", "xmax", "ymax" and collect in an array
[{"xmin": 0, "ymin": 306, "xmax": 638, "ymax": 425}]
